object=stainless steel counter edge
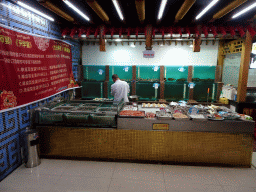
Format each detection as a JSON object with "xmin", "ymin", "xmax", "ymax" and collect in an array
[{"xmin": 117, "ymin": 118, "xmax": 255, "ymax": 134}]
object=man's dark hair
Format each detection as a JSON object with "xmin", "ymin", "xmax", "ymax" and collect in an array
[{"xmin": 112, "ymin": 74, "xmax": 119, "ymax": 79}]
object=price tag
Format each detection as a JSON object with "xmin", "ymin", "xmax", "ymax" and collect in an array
[
  {"xmin": 98, "ymin": 69, "xmax": 104, "ymax": 75},
  {"xmin": 153, "ymin": 65, "xmax": 159, "ymax": 71},
  {"xmin": 153, "ymin": 83, "xmax": 159, "ymax": 89},
  {"xmin": 188, "ymin": 82, "xmax": 195, "ymax": 89},
  {"xmin": 123, "ymin": 66, "xmax": 129, "ymax": 72},
  {"xmin": 153, "ymin": 124, "xmax": 169, "ymax": 130}
]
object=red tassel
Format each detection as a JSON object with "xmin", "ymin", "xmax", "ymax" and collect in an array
[
  {"xmin": 210, "ymin": 26, "xmax": 217, "ymax": 38},
  {"xmin": 202, "ymin": 26, "xmax": 208, "ymax": 38},
  {"xmin": 247, "ymin": 25, "xmax": 256, "ymax": 37},
  {"xmin": 219, "ymin": 27, "xmax": 226, "ymax": 37},
  {"xmin": 61, "ymin": 28, "xmax": 70, "ymax": 37},
  {"xmin": 94, "ymin": 27, "xmax": 99, "ymax": 38},
  {"xmin": 237, "ymin": 26, "xmax": 245, "ymax": 37}
]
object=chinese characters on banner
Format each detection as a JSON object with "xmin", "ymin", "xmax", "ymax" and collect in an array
[{"xmin": 0, "ymin": 26, "xmax": 78, "ymax": 110}]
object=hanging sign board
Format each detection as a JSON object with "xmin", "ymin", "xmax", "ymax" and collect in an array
[{"xmin": 143, "ymin": 50, "xmax": 155, "ymax": 58}]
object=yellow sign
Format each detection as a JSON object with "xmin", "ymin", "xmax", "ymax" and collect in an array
[{"xmin": 153, "ymin": 124, "xmax": 169, "ymax": 130}]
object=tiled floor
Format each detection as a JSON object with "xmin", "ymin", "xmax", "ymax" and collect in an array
[{"xmin": 1, "ymin": 154, "xmax": 256, "ymax": 192}]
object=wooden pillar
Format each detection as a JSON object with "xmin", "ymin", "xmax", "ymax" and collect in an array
[
  {"xmin": 216, "ymin": 82, "xmax": 224, "ymax": 102},
  {"xmin": 187, "ymin": 65, "xmax": 193, "ymax": 101},
  {"xmin": 99, "ymin": 25, "xmax": 106, "ymax": 52},
  {"xmin": 160, "ymin": 66, "xmax": 165, "ymax": 99},
  {"xmin": 216, "ymin": 40, "xmax": 225, "ymax": 81},
  {"xmin": 145, "ymin": 24, "xmax": 152, "ymax": 50},
  {"xmin": 104, "ymin": 65, "xmax": 109, "ymax": 98},
  {"xmin": 132, "ymin": 65, "xmax": 136, "ymax": 95},
  {"xmin": 187, "ymin": 65, "xmax": 193, "ymax": 82},
  {"xmin": 237, "ymin": 31, "xmax": 252, "ymax": 102},
  {"xmin": 193, "ymin": 37, "xmax": 201, "ymax": 52}
]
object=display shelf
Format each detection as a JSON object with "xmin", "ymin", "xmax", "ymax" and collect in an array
[
  {"xmin": 136, "ymin": 82, "xmax": 160, "ymax": 101},
  {"xmin": 109, "ymin": 66, "xmax": 132, "ymax": 82},
  {"xmin": 83, "ymin": 65, "xmax": 106, "ymax": 81},
  {"xmin": 165, "ymin": 66, "xmax": 188, "ymax": 82},
  {"xmin": 136, "ymin": 66, "xmax": 160, "ymax": 81},
  {"xmin": 193, "ymin": 82, "xmax": 217, "ymax": 102},
  {"xmin": 81, "ymin": 81, "xmax": 104, "ymax": 99},
  {"xmin": 164, "ymin": 82, "xmax": 189, "ymax": 101}
]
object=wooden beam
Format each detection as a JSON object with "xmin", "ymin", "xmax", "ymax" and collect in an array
[
  {"xmin": 216, "ymin": 40, "xmax": 225, "ymax": 82},
  {"xmin": 237, "ymin": 30, "xmax": 252, "ymax": 102},
  {"xmin": 99, "ymin": 25, "xmax": 106, "ymax": 52},
  {"xmin": 135, "ymin": 0, "xmax": 145, "ymax": 23},
  {"xmin": 132, "ymin": 65, "xmax": 136, "ymax": 95},
  {"xmin": 38, "ymin": 0, "xmax": 74, "ymax": 22},
  {"xmin": 212, "ymin": 0, "xmax": 248, "ymax": 21},
  {"xmin": 145, "ymin": 24, "xmax": 152, "ymax": 50},
  {"xmin": 86, "ymin": 0, "xmax": 110, "ymax": 23},
  {"xmin": 193, "ymin": 37, "xmax": 201, "ymax": 52},
  {"xmin": 160, "ymin": 66, "xmax": 165, "ymax": 81},
  {"xmin": 175, "ymin": 0, "xmax": 196, "ymax": 22},
  {"xmin": 160, "ymin": 81, "xmax": 165, "ymax": 99},
  {"xmin": 187, "ymin": 65, "xmax": 193, "ymax": 82}
]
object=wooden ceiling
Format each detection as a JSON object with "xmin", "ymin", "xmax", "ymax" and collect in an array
[{"xmin": 31, "ymin": 0, "xmax": 256, "ymax": 28}]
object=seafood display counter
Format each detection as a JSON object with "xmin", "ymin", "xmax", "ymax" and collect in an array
[{"xmin": 37, "ymin": 101, "xmax": 254, "ymax": 167}]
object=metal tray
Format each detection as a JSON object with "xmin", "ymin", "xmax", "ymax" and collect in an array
[
  {"xmin": 72, "ymin": 107, "xmax": 97, "ymax": 112},
  {"xmin": 172, "ymin": 113, "xmax": 191, "ymax": 120},
  {"xmin": 141, "ymin": 103, "xmax": 168, "ymax": 108},
  {"xmin": 188, "ymin": 113, "xmax": 207, "ymax": 121},
  {"xmin": 119, "ymin": 110, "xmax": 145, "ymax": 118},
  {"xmin": 156, "ymin": 111, "xmax": 173, "ymax": 120},
  {"xmin": 51, "ymin": 106, "xmax": 75, "ymax": 111}
]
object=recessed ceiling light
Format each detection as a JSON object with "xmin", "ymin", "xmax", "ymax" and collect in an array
[
  {"xmin": 63, "ymin": 0, "xmax": 90, "ymax": 21},
  {"xmin": 232, "ymin": 2, "xmax": 256, "ymax": 19},
  {"xmin": 196, "ymin": 0, "xmax": 219, "ymax": 20},
  {"xmin": 81, "ymin": 34, "xmax": 86, "ymax": 38},
  {"xmin": 112, "ymin": 0, "xmax": 124, "ymax": 20},
  {"xmin": 115, "ymin": 39, "xmax": 122, "ymax": 42},
  {"xmin": 16, "ymin": 1, "xmax": 54, "ymax": 21},
  {"xmin": 158, "ymin": 0, "xmax": 168, "ymax": 20}
]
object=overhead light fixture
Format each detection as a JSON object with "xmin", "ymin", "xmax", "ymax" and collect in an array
[
  {"xmin": 81, "ymin": 34, "xmax": 86, "ymax": 38},
  {"xmin": 158, "ymin": 0, "xmax": 167, "ymax": 20},
  {"xmin": 232, "ymin": 2, "xmax": 256, "ymax": 19},
  {"xmin": 115, "ymin": 39, "xmax": 122, "ymax": 42},
  {"xmin": 63, "ymin": 0, "xmax": 90, "ymax": 21},
  {"xmin": 16, "ymin": 1, "xmax": 54, "ymax": 21},
  {"xmin": 130, "ymin": 44, "xmax": 136, "ymax": 48},
  {"xmin": 196, "ymin": 0, "xmax": 219, "ymax": 20},
  {"xmin": 112, "ymin": 0, "xmax": 124, "ymax": 20},
  {"xmin": 190, "ymin": 44, "xmax": 193, "ymax": 47}
]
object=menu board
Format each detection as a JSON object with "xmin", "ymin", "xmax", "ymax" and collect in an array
[{"xmin": 0, "ymin": 25, "xmax": 78, "ymax": 111}]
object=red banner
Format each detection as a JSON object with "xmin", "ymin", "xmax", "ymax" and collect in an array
[{"xmin": 0, "ymin": 26, "xmax": 78, "ymax": 111}]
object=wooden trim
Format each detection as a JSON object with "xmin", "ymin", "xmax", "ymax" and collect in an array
[
  {"xmin": 132, "ymin": 65, "xmax": 136, "ymax": 95},
  {"xmin": 189, "ymin": 88, "xmax": 194, "ymax": 100},
  {"xmin": 104, "ymin": 81, "xmax": 108, "ymax": 98},
  {"xmin": 193, "ymin": 37, "xmax": 201, "ymax": 52},
  {"xmin": 237, "ymin": 31, "xmax": 252, "ymax": 102},
  {"xmin": 99, "ymin": 25, "xmax": 106, "ymax": 52},
  {"xmin": 160, "ymin": 66, "xmax": 164, "ymax": 81},
  {"xmin": 187, "ymin": 65, "xmax": 193, "ymax": 82},
  {"xmin": 145, "ymin": 24, "xmax": 152, "ymax": 50},
  {"xmin": 160, "ymin": 81, "xmax": 165, "ymax": 99},
  {"xmin": 217, "ymin": 40, "xmax": 225, "ymax": 82}
]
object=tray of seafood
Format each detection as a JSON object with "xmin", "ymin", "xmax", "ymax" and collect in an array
[
  {"xmin": 172, "ymin": 112, "xmax": 190, "ymax": 120},
  {"xmin": 145, "ymin": 112, "xmax": 156, "ymax": 119},
  {"xmin": 156, "ymin": 111, "xmax": 173, "ymax": 120},
  {"xmin": 122, "ymin": 105, "xmax": 138, "ymax": 111},
  {"xmin": 119, "ymin": 110, "xmax": 145, "ymax": 118},
  {"xmin": 141, "ymin": 103, "xmax": 167, "ymax": 108}
]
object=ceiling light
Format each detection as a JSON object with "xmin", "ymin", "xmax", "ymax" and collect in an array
[
  {"xmin": 196, "ymin": 0, "xmax": 219, "ymax": 20},
  {"xmin": 190, "ymin": 44, "xmax": 193, "ymax": 47},
  {"xmin": 158, "ymin": 0, "xmax": 167, "ymax": 20},
  {"xmin": 16, "ymin": 1, "xmax": 54, "ymax": 21},
  {"xmin": 63, "ymin": 0, "xmax": 90, "ymax": 21},
  {"xmin": 115, "ymin": 39, "xmax": 122, "ymax": 42},
  {"xmin": 160, "ymin": 43, "xmax": 164, "ymax": 46},
  {"xmin": 232, "ymin": 2, "xmax": 256, "ymax": 19},
  {"xmin": 112, "ymin": 0, "xmax": 124, "ymax": 20},
  {"xmin": 130, "ymin": 44, "xmax": 136, "ymax": 48},
  {"xmin": 81, "ymin": 34, "xmax": 86, "ymax": 38}
]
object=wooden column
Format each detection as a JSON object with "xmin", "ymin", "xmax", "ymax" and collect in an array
[
  {"xmin": 193, "ymin": 37, "xmax": 201, "ymax": 52},
  {"xmin": 187, "ymin": 65, "xmax": 193, "ymax": 82},
  {"xmin": 237, "ymin": 31, "xmax": 252, "ymax": 102},
  {"xmin": 160, "ymin": 66, "xmax": 165, "ymax": 99},
  {"xmin": 188, "ymin": 65, "xmax": 194, "ymax": 101},
  {"xmin": 132, "ymin": 65, "xmax": 136, "ymax": 95},
  {"xmin": 104, "ymin": 65, "xmax": 109, "ymax": 98},
  {"xmin": 216, "ymin": 40, "xmax": 225, "ymax": 81},
  {"xmin": 99, "ymin": 25, "xmax": 106, "ymax": 52},
  {"xmin": 145, "ymin": 24, "xmax": 152, "ymax": 50}
]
